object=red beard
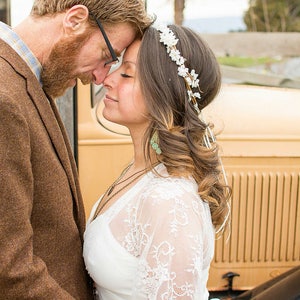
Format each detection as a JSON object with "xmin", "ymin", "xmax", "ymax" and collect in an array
[{"xmin": 41, "ymin": 31, "xmax": 93, "ymax": 98}]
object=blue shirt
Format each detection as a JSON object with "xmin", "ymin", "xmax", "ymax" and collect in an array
[{"xmin": 0, "ymin": 21, "xmax": 42, "ymax": 83}]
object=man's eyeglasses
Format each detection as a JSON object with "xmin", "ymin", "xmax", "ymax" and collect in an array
[{"xmin": 90, "ymin": 13, "xmax": 119, "ymax": 67}]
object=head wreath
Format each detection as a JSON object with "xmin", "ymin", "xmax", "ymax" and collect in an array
[{"xmin": 157, "ymin": 24, "xmax": 202, "ymax": 114}]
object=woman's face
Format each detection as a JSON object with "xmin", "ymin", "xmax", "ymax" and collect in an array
[{"xmin": 102, "ymin": 40, "xmax": 149, "ymax": 131}]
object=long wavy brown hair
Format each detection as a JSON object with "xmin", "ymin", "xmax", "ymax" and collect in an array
[{"xmin": 137, "ymin": 25, "xmax": 231, "ymax": 231}]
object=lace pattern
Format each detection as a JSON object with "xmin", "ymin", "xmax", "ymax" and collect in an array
[
  {"xmin": 85, "ymin": 164, "xmax": 215, "ymax": 300},
  {"xmin": 110, "ymin": 165, "xmax": 214, "ymax": 299}
]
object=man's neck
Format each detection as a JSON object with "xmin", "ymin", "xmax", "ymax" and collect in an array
[{"xmin": 13, "ymin": 14, "xmax": 64, "ymax": 65}]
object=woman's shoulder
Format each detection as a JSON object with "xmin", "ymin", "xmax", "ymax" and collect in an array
[
  {"xmin": 140, "ymin": 163, "xmax": 202, "ymax": 206},
  {"xmin": 148, "ymin": 163, "xmax": 198, "ymax": 193},
  {"xmin": 135, "ymin": 164, "xmax": 213, "ymax": 233}
]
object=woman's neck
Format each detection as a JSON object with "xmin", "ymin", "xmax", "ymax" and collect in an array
[{"xmin": 129, "ymin": 125, "xmax": 159, "ymax": 170}]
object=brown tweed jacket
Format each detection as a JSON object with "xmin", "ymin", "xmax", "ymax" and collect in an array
[{"xmin": 0, "ymin": 39, "xmax": 93, "ymax": 299}]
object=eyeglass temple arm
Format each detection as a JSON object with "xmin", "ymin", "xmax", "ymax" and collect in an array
[{"xmin": 89, "ymin": 13, "xmax": 118, "ymax": 61}]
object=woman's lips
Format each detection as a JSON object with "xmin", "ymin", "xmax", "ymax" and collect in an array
[{"xmin": 104, "ymin": 94, "xmax": 118, "ymax": 103}]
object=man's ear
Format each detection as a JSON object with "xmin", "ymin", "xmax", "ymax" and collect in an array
[{"xmin": 63, "ymin": 4, "xmax": 90, "ymax": 35}]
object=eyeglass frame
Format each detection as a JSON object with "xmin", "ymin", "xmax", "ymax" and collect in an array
[{"xmin": 89, "ymin": 13, "xmax": 119, "ymax": 67}]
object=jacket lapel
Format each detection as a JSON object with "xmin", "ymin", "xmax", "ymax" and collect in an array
[
  {"xmin": 29, "ymin": 81, "xmax": 86, "ymax": 238},
  {"xmin": 0, "ymin": 40, "xmax": 85, "ymax": 234}
]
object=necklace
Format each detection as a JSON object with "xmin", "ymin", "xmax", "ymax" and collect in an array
[
  {"xmin": 92, "ymin": 163, "xmax": 153, "ymax": 220},
  {"xmin": 107, "ymin": 164, "xmax": 148, "ymax": 196}
]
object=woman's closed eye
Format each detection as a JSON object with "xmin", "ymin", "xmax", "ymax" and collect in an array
[
  {"xmin": 120, "ymin": 63, "xmax": 135, "ymax": 78},
  {"xmin": 121, "ymin": 73, "xmax": 133, "ymax": 78}
]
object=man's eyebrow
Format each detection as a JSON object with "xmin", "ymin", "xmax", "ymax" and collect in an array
[
  {"xmin": 115, "ymin": 50, "xmax": 121, "ymax": 57},
  {"xmin": 104, "ymin": 46, "xmax": 120, "ymax": 58}
]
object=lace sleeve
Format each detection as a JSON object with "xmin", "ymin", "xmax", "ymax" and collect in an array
[{"xmin": 130, "ymin": 177, "xmax": 215, "ymax": 299}]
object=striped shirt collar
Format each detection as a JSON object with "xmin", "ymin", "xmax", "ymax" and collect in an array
[{"xmin": 0, "ymin": 21, "xmax": 42, "ymax": 83}]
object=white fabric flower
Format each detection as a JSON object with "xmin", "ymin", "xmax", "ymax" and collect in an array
[
  {"xmin": 192, "ymin": 79, "xmax": 199, "ymax": 88},
  {"xmin": 159, "ymin": 30, "xmax": 178, "ymax": 48},
  {"xmin": 193, "ymin": 92, "xmax": 201, "ymax": 99},
  {"xmin": 169, "ymin": 49, "xmax": 181, "ymax": 63},
  {"xmin": 185, "ymin": 76, "xmax": 192, "ymax": 86},
  {"xmin": 178, "ymin": 65, "xmax": 189, "ymax": 77},
  {"xmin": 190, "ymin": 69, "xmax": 198, "ymax": 80},
  {"xmin": 187, "ymin": 90, "xmax": 193, "ymax": 99}
]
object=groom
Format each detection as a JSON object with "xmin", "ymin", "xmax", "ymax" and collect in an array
[{"xmin": 0, "ymin": 0, "xmax": 152, "ymax": 298}]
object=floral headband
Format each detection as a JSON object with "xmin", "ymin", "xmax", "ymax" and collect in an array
[
  {"xmin": 156, "ymin": 24, "xmax": 217, "ymax": 149},
  {"xmin": 156, "ymin": 24, "xmax": 201, "ymax": 115}
]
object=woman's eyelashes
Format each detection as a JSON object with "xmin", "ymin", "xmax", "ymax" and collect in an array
[
  {"xmin": 120, "ymin": 63, "xmax": 136, "ymax": 78},
  {"xmin": 121, "ymin": 73, "xmax": 133, "ymax": 78}
]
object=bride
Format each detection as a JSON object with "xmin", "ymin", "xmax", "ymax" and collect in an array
[{"xmin": 83, "ymin": 24, "xmax": 230, "ymax": 300}]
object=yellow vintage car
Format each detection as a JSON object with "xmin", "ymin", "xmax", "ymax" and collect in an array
[{"xmin": 77, "ymin": 82, "xmax": 300, "ymax": 294}]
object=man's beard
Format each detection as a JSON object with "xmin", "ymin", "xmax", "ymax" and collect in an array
[{"xmin": 41, "ymin": 32, "xmax": 93, "ymax": 99}]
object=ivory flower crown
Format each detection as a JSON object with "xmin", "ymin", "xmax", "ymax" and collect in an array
[
  {"xmin": 156, "ymin": 25, "xmax": 230, "ymax": 235},
  {"xmin": 157, "ymin": 24, "xmax": 201, "ymax": 115},
  {"xmin": 156, "ymin": 24, "xmax": 215, "ymax": 149}
]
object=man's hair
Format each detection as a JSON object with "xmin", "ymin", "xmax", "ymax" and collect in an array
[{"xmin": 31, "ymin": 0, "xmax": 153, "ymax": 37}]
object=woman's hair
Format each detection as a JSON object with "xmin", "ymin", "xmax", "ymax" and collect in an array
[
  {"xmin": 31, "ymin": 0, "xmax": 153, "ymax": 37},
  {"xmin": 137, "ymin": 25, "xmax": 230, "ymax": 230}
]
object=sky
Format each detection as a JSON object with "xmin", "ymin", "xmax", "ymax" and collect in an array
[
  {"xmin": 146, "ymin": 0, "xmax": 249, "ymax": 33},
  {"xmin": 146, "ymin": 0, "xmax": 249, "ymax": 22},
  {"xmin": 11, "ymin": 0, "xmax": 33, "ymax": 26},
  {"xmin": 11, "ymin": 0, "xmax": 249, "ymax": 32}
]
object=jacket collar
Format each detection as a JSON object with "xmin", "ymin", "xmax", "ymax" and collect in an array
[{"xmin": 0, "ymin": 22, "xmax": 42, "ymax": 82}]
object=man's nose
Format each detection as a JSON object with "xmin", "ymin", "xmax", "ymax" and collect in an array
[{"xmin": 92, "ymin": 65, "xmax": 111, "ymax": 85}]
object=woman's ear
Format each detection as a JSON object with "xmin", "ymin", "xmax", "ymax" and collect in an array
[{"xmin": 63, "ymin": 4, "xmax": 90, "ymax": 35}]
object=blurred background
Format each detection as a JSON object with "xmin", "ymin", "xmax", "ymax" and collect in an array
[
  {"xmin": 144, "ymin": 0, "xmax": 300, "ymax": 89},
  {"xmin": 146, "ymin": 0, "xmax": 249, "ymax": 33}
]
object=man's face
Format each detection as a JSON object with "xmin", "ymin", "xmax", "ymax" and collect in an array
[
  {"xmin": 41, "ymin": 32, "xmax": 91, "ymax": 98},
  {"xmin": 41, "ymin": 23, "xmax": 136, "ymax": 98}
]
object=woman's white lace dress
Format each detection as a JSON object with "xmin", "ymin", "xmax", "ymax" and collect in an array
[{"xmin": 83, "ymin": 164, "xmax": 215, "ymax": 300}]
